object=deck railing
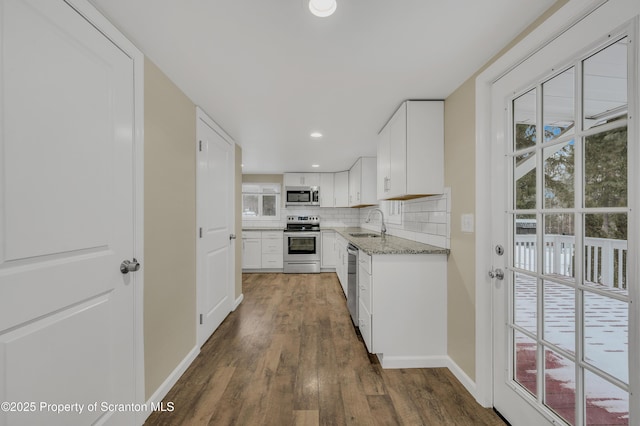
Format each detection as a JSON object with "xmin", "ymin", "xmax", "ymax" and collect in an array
[{"xmin": 514, "ymin": 235, "xmax": 628, "ymax": 289}]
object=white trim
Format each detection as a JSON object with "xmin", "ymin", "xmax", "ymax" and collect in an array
[
  {"xmin": 195, "ymin": 106, "xmax": 236, "ymax": 348},
  {"xmin": 141, "ymin": 345, "xmax": 200, "ymax": 422},
  {"xmin": 475, "ymin": 0, "xmax": 611, "ymax": 408},
  {"xmin": 376, "ymin": 355, "xmax": 448, "ymax": 369},
  {"xmin": 64, "ymin": 0, "xmax": 146, "ymax": 419},
  {"xmin": 626, "ymin": 16, "xmax": 640, "ymax": 423},
  {"xmin": 233, "ymin": 293, "xmax": 244, "ymax": 311},
  {"xmin": 445, "ymin": 357, "xmax": 478, "ymax": 401}
]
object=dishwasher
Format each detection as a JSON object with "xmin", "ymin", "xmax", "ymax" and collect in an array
[{"xmin": 347, "ymin": 244, "xmax": 359, "ymax": 326}]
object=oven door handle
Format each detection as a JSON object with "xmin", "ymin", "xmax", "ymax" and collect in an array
[{"xmin": 284, "ymin": 232, "xmax": 320, "ymax": 237}]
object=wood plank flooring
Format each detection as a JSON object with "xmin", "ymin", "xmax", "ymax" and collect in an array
[{"xmin": 144, "ymin": 273, "xmax": 506, "ymax": 426}]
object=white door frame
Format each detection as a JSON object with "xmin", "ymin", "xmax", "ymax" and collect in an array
[
  {"xmin": 66, "ymin": 0, "xmax": 146, "ymax": 419},
  {"xmin": 195, "ymin": 106, "xmax": 236, "ymax": 347},
  {"xmin": 475, "ymin": 0, "xmax": 639, "ymax": 410}
]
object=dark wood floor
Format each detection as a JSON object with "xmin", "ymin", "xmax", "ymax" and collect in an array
[{"xmin": 145, "ymin": 273, "xmax": 506, "ymax": 426}]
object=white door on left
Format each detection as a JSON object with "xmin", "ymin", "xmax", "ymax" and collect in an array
[
  {"xmin": 0, "ymin": 0, "xmax": 139, "ymax": 425},
  {"xmin": 197, "ymin": 109, "xmax": 235, "ymax": 346}
]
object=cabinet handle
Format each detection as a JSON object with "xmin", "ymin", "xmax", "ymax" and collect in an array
[{"xmin": 357, "ymin": 191, "xmax": 360, "ymax": 201}]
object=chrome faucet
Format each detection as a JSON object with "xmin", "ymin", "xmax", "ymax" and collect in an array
[{"xmin": 365, "ymin": 208, "xmax": 386, "ymax": 238}]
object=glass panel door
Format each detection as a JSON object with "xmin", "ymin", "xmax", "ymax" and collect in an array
[{"xmin": 508, "ymin": 37, "xmax": 631, "ymax": 425}]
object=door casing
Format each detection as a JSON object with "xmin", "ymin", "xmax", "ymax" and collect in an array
[{"xmin": 475, "ymin": 0, "xmax": 640, "ymax": 421}]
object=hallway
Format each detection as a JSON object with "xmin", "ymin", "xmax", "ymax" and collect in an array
[{"xmin": 145, "ymin": 273, "xmax": 505, "ymax": 425}]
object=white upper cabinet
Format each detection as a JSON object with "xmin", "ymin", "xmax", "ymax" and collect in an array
[
  {"xmin": 377, "ymin": 100, "xmax": 444, "ymax": 200},
  {"xmin": 319, "ymin": 173, "xmax": 335, "ymax": 207},
  {"xmin": 283, "ymin": 173, "xmax": 320, "ymax": 187},
  {"xmin": 349, "ymin": 157, "xmax": 377, "ymax": 207},
  {"xmin": 334, "ymin": 171, "xmax": 349, "ymax": 207}
]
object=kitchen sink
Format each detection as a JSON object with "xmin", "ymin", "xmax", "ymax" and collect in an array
[{"xmin": 349, "ymin": 233, "xmax": 380, "ymax": 238}]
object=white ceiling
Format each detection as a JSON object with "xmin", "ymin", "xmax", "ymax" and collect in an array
[{"xmin": 89, "ymin": 0, "xmax": 556, "ymax": 174}]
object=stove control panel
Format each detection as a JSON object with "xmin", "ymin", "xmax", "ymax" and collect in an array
[{"xmin": 287, "ymin": 215, "xmax": 319, "ymax": 225}]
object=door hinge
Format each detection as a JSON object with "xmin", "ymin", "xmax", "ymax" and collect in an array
[
  {"xmin": 199, "ymin": 314, "xmax": 203, "ymax": 325},
  {"xmin": 199, "ymin": 140, "xmax": 203, "ymax": 151},
  {"xmin": 199, "ymin": 227, "xmax": 203, "ymax": 238}
]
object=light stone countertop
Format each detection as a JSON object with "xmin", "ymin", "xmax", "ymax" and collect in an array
[
  {"xmin": 327, "ymin": 227, "xmax": 450, "ymax": 256},
  {"xmin": 241, "ymin": 227, "xmax": 284, "ymax": 232}
]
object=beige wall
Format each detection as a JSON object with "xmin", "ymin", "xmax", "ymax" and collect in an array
[
  {"xmin": 444, "ymin": 78, "xmax": 477, "ymax": 379},
  {"xmin": 443, "ymin": 0, "xmax": 569, "ymax": 381},
  {"xmin": 235, "ymin": 145, "xmax": 243, "ymax": 298},
  {"xmin": 144, "ymin": 58, "xmax": 197, "ymax": 399}
]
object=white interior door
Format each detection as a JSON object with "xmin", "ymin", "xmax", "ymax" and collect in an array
[
  {"xmin": 0, "ymin": 0, "xmax": 140, "ymax": 425},
  {"xmin": 196, "ymin": 109, "xmax": 235, "ymax": 347},
  {"xmin": 489, "ymin": 3, "xmax": 639, "ymax": 425}
]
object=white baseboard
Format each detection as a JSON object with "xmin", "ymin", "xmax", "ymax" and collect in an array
[
  {"xmin": 141, "ymin": 345, "xmax": 199, "ymax": 422},
  {"xmin": 378, "ymin": 354, "xmax": 449, "ymax": 369},
  {"xmin": 445, "ymin": 356, "xmax": 479, "ymax": 404},
  {"xmin": 233, "ymin": 293, "xmax": 244, "ymax": 311}
]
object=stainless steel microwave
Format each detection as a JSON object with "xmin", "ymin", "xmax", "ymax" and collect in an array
[{"xmin": 285, "ymin": 186, "xmax": 320, "ymax": 206}]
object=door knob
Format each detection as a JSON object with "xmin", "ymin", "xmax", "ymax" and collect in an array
[
  {"xmin": 120, "ymin": 258, "xmax": 140, "ymax": 274},
  {"xmin": 488, "ymin": 268, "xmax": 504, "ymax": 280}
]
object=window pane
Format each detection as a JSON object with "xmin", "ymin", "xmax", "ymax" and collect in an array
[
  {"xmin": 585, "ymin": 370, "xmax": 629, "ymax": 425},
  {"xmin": 584, "ymin": 127, "xmax": 627, "ymax": 208},
  {"xmin": 584, "ymin": 291, "xmax": 628, "ymax": 383},
  {"xmin": 514, "ymin": 88, "xmax": 537, "ymax": 150},
  {"xmin": 544, "ymin": 141, "xmax": 574, "ymax": 208},
  {"xmin": 242, "ymin": 194, "xmax": 259, "ymax": 217},
  {"xmin": 543, "ymin": 68, "xmax": 575, "ymax": 141},
  {"xmin": 544, "ymin": 214, "xmax": 575, "ymax": 280},
  {"xmin": 543, "ymin": 281, "xmax": 575, "ymax": 354},
  {"xmin": 514, "ymin": 331, "xmax": 537, "ymax": 397},
  {"xmin": 515, "ymin": 153, "xmax": 536, "ymax": 209},
  {"xmin": 583, "ymin": 38, "xmax": 627, "ymax": 130},
  {"xmin": 262, "ymin": 194, "xmax": 277, "ymax": 217},
  {"xmin": 584, "ymin": 213, "xmax": 627, "ymax": 294},
  {"xmin": 544, "ymin": 349, "xmax": 576, "ymax": 425},
  {"xmin": 514, "ymin": 214, "xmax": 537, "ymax": 272},
  {"xmin": 514, "ymin": 273, "xmax": 537, "ymax": 334}
]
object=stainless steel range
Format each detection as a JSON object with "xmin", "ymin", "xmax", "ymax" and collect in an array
[{"xmin": 283, "ymin": 215, "xmax": 320, "ymax": 273}]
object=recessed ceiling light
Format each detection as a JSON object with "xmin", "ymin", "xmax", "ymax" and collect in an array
[
  {"xmin": 309, "ymin": 0, "xmax": 336, "ymax": 18},
  {"xmin": 310, "ymin": 132, "xmax": 322, "ymax": 138},
  {"xmin": 241, "ymin": 164, "xmax": 244, "ymax": 168},
  {"xmin": 312, "ymin": 164, "xmax": 320, "ymax": 168}
]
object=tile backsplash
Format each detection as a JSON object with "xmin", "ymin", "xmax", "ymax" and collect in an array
[
  {"xmin": 359, "ymin": 188, "xmax": 451, "ymax": 248},
  {"xmin": 242, "ymin": 189, "xmax": 451, "ymax": 249}
]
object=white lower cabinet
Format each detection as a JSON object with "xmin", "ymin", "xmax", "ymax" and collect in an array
[
  {"xmin": 359, "ymin": 299, "xmax": 372, "ymax": 351},
  {"xmin": 334, "ymin": 234, "xmax": 348, "ymax": 296},
  {"xmin": 359, "ymin": 251, "xmax": 447, "ymax": 368},
  {"xmin": 242, "ymin": 231, "xmax": 262, "ymax": 269},
  {"xmin": 261, "ymin": 231, "xmax": 283, "ymax": 269},
  {"xmin": 242, "ymin": 230, "xmax": 283, "ymax": 270},
  {"xmin": 321, "ymin": 230, "xmax": 336, "ymax": 268}
]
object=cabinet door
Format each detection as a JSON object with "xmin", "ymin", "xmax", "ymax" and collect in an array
[
  {"xmin": 348, "ymin": 159, "xmax": 361, "ymax": 206},
  {"xmin": 319, "ymin": 173, "xmax": 334, "ymax": 207},
  {"xmin": 242, "ymin": 238, "xmax": 262, "ymax": 269},
  {"xmin": 304, "ymin": 173, "xmax": 320, "ymax": 187},
  {"xmin": 283, "ymin": 172, "xmax": 320, "ymax": 187},
  {"xmin": 359, "ymin": 300, "xmax": 373, "ymax": 353},
  {"xmin": 359, "ymin": 157, "xmax": 377, "ymax": 205},
  {"xmin": 321, "ymin": 231, "xmax": 336, "ymax": 267},
  {"xmin": 388, "ymin": 102, "xmax": 407, "ymax": 198},
  {"xmin": 334, "ymin": 171, "xmax": 349, "ymax": 207},
  {"xmin": 377, "ymin": 125, "xmax": 391, "ymax": 199}
]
